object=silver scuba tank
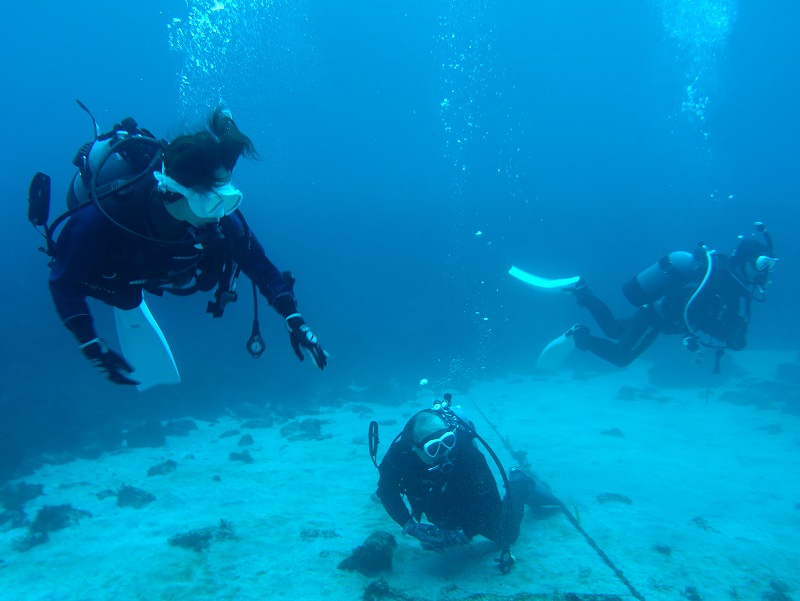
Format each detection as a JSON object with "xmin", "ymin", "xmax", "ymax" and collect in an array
[{"xmin": 622, "ymin": 251, "xmax": 702, "ymax": 307}]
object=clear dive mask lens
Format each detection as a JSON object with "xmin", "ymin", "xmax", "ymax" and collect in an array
[
  {"xmin": 212, "ymin": 181, "xmax": 244, "ymax": 214},
  {"xmin": 153, "ymin": 168, "xmax": 243, "ymax": 220},
  {"xmin": 186, "ymin": 186, "xmax": 242, "ymax": 219},
  {"xmin": 419, "ymin": 429, "xmax": 457, "ymax": 459},
  {"xmin": 754, "ymin": 255, "xmax": 777, "ymax": 272}
]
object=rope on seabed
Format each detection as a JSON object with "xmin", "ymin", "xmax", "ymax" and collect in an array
[{"xmin": 469, "ymin": 396, "xmax": 647, "ymax": 601}]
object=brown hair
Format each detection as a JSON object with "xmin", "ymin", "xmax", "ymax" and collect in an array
[{"xmin": 163, "ymin": 107, "xmax": 258, "ymax": 190}]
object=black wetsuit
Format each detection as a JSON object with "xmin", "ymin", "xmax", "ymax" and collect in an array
[
  {"xmin": 49, "ymin": 187, "xmax": 297, "ymax": 341},
  {"xmin": 376, "ymin": 428, "xmax": 526, "ymax": 544},
  {"xmin": 577, "ymin": 254, "xmax": 751, "ymax": 367}
]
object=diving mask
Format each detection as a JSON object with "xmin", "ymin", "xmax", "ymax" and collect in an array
[
  {"xmin": 153, "ymin": 168, "xmax": 243, "ymax": 219},
  {"xmin": 416, "ymin": 429, "xmax": 457, "ymax": 460},
  {"xmin": 754, "ymin": 255, "xmax": 778, "ymax": 273}
]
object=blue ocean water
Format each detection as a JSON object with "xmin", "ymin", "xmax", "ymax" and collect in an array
[{"xmin": 0, "ymin": 0, "xmax": 797, "ymax": 479}]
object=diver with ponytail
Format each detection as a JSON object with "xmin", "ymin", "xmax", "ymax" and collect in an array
[{"xmin": 40, "ymin": 101, "xmax": 329, "ymax": 386}]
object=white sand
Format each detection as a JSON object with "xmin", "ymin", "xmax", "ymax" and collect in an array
[{"xmin": 1, "ymin": 350, "xmax": 798, "ymax": 601}]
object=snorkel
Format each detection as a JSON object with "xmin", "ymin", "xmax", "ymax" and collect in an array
[{"xmin": 756, "ymin": 221, "xmax": 774, "ymax": 255}]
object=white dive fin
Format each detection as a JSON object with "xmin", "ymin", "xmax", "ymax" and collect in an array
[
  {"xmin": 535, "ymin": 330, "xmax": 575, "ymax": 371},
  {"xmin": 114, "ymin": 299, "xmax": 181, "ymax": 392},
  {"xmin": 508, "ymin": 266, "xmax": 580, "ymax": 291}
]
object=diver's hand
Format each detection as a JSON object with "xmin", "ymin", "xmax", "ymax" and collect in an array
[
  {"xmin": 285, "ymin": 314, "xmax": 329, "ymax": 370},
  {"xmin": 80, "ymin": 338, "xmax": 139, "ymax": 385},
  {"xmin": 402, "ymin": 519, "xmax": 435, "ymax": 539},
  {"xmin": 402, "ymin": 520, "xmax": 469, "ymax": 551},
  {"xmin": 724, "ymin": 319, "xmax": 747, "ymax": 351},
  {"xmin": 421, "ymin": 527, "xmax": 470, "ymax": 551}
]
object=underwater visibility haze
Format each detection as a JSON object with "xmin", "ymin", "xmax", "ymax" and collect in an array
[{"xmin": 0, "ymin": 0, "xmax": 798, "ymax": 598}]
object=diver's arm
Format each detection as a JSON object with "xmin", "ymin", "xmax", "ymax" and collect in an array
[
  {"xmin": 462, "ymin": 446, "xmax": 503, "ymax": 533},
  {"xmin": 48, "ymin": 210, "xmax": 105, "ymax": 340},
  {"xmin": 48, "ymin": 210, "xmax": 138, "ymax": 385},
  {"xmin": 709, "ymin": 269, "xmax": 750, "ymax": 350},
  {"xmin": 376, "ymin": 446, "xmax": 414, "ymax": 526},
  {"xmin": 222, "ymin": 211, "xmax": 329, "ymax": 369},
  {"xmin": 722, "ymin": 300, "xmax": 748, "ymax": 350},
  {"xmin": 220, "ymin": 212, "xmax": 296, "ymax": 310}
]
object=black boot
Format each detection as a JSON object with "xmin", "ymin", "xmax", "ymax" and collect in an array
[
  {"xmin": 563, "ymin": 278, "xmax": 592, "ymax": 306},
  {"xmin": 565, "ymin": 323, "xmax": 591, "ymax": 350},
  {"xmin": 510, "ymin": 467, "xmax": 562, "ymax": 508}
]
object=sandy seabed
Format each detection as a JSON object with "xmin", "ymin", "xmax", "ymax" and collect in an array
[{"xmin": 1, "ymin": 350, "xmax": 798, "ymax": 601}]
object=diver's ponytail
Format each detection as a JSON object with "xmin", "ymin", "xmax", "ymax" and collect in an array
[
  {"xmin": 164, "ymin": 106, "xmax": 259, "ymax": 189},
  {"xmin": 210, "ymin": 106, "xmax": 258, "ymax": 171}
]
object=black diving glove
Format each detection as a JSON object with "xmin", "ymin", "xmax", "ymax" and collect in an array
[
  {"xmin": 285, "ymin": 313, "xmax": 329, "ymax": 370},
  {"xmin": 402, "ymin": 520, "xmax": 469, "ymax": 551},
  {"xmin": 80, "ymin": 339, "xmax": 139, "ymax": 386}
]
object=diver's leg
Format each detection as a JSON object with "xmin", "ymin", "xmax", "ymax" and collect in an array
[
  {"xmin": 496, "ymin": 474, "xmax": 528, "ymax": 545},
  {"xmin": 475, "ymin": 476, "xmax": 527, "ymax": 544},
  {"xmin": 570, "ymin": 281, "xmax": 625, "ymax": 339},
  {"xmin": 574, "ymin": 308, "xmax": 661, "ymax": 367}
]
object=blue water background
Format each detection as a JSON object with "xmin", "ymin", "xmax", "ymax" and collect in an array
[{"xmin": 0, "ymin": 0, "xmax": 798, "ymax": 479}]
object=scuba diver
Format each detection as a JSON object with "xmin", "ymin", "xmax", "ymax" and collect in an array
[
  {"xmin": 28, "ymin": 101, "xmax": 328, "ymax": 386},
  {"xmin": 562, "ymin": 224, "xmax": 777, "ymax": 371},
  {"xmin": 372, "ymin": 394, "xmax": 559, "ymax": 571}
]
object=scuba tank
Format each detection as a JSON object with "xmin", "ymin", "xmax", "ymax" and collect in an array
[
  {"xmin": 68, "ymin": 105, "xmax": 165, "ymax": 240},
  {"xmin": 68, "ymin": 117, "xmax": 162, "ymax": 210},
  {"xmin": 27, "ymin": 100, "xmax": 166, "ymax": 257},
  {"xmin": 622, "ymin": 250, "xmax": 703, "ymax": 307}
]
